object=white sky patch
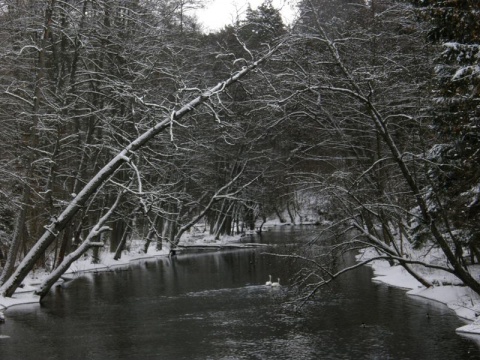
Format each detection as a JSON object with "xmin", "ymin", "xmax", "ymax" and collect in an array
[{"xmin": 195, "ymin": 0, "xmax": 298, "ymax": 33}]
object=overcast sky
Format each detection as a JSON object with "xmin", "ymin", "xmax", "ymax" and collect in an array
[{"xmin": 195, "ymin": 0, "xmax": 298, "ymax": 33}]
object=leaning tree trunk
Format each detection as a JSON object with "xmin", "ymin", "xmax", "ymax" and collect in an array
[
  {"xmin": 308, "ymin": 8, "xmax": 480, "ymax": 295},
  {"xmin": 35, "ymin": 189, "xmax": 124, "ymax": 298},
  {"xmin": 0, "ymin": 42, "xmax": 285, "ymax": 298}
]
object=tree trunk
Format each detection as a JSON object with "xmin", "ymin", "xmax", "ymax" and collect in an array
[
  {"xmin": 110, "ymin": 220, "xmax": 126, "ymax": 253},
  {"xmin": 286, "ymin": 201, "xmax": 295, "ymax": 224},
  {"xmin": 36, "ymin": 188, "xmax": 123, "ymax": 298},
  {"xmin": 56, "ymin": 226, "xmax": 73, "ymax": 269},
  {"xmin": 0, "ymin": 196, "xmax": 28, "ymax": 285},
  {"xmin": 257, "ymin": 215, "xmax": 267, "ymax": 234},
  {"xmin": 274, "ymin": 207, "xmax": 286, "ymax": 223},
  {"xmin": 143, "ymin": 214, "xmax": 159, "ymax": 253},
  {"xmin": 113, "ymin": 227, "xmax": 130, "ymax": 261},
  {"xmin": 214, "ymin": 202, "xmax": 234, "ymax": 240},
  {"xmin": 0, "ymin": 42, "xmax": 284, "ymax": 298}
]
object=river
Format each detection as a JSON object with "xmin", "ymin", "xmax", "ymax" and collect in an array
[{"xmin": 0, "ymin": 227, "xmax": 479, "ymax": 359}]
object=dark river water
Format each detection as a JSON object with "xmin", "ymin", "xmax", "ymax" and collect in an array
[{"xmin": 1, "ymin": 226, "xmax": 480, "ymax": 359}]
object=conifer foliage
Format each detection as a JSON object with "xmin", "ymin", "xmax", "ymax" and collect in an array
[{"xmin": 413, "ymin": 0, "xmax": 480, "ymax": 255}]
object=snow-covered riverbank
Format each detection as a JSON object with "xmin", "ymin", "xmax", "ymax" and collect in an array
[
  {"xmin": 0, "ymin": 244, "xmax": 170, "ymax": 311},
  {"xmin": 357, "ymin": 248, "xmax": 480, "ymax": 335},
  {"xmin": 0, "ymin": 233, "xmax": 258, "ymax": 312},
  {"xmin": 3, "ymin": 226, "xmax": 480, "ymax": 338}
]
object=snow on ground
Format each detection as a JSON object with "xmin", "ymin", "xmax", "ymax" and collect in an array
[
  {"xmin": 0, "ymin": 241, "xmax": 171, "ymax": 311},
  {"xmin": 357, "ymin": 247, "xmax": 480, "ymax": 335},
  {"xmin": 3, "ymin": 222, "xmax": 480, "ymax": 337},
  {"xmin": 0, "ymin": 230, "xmax": 258, "ymax": 313}
]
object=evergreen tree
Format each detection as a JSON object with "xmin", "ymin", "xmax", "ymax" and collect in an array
[
  {"xmin": 412, "ymin": 0, "xmax": 480, "ymax": 258},
  {"xmin": 240, "ymin": 0, "xmax": 286, "ymax": 49}
]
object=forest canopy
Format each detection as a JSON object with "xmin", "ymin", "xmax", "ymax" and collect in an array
[{"xmin": 0, "ymin": 0, "xmax": 479, "ymax": 301}]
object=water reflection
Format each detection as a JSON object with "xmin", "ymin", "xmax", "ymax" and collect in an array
[{"xmin": 0, "ymin": 228, "xmax": 479, "ymax": 359}]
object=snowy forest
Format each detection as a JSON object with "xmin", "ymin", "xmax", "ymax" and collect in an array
[{"xmin": 0, "ymin": 0, "xmax": 479, "ymax": 311}]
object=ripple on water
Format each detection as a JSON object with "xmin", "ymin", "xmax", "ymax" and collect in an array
[
  {"xmin": 184, "ymin": 284, "xmax": 286, "ymax": 298},
  {"xmin": 210, "ymin": 332, "xmax": 319, "ymax": 360}
]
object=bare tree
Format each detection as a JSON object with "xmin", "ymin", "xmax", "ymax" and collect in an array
[
  {"xmin": 279, "ymin": 0, "xmax": 480, "ymax": 296},
  {"xmin": 0, "ymin": 36, "xmax": 286, "ymax": 297}
]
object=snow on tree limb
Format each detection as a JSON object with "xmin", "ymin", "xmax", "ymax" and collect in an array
[
  {"xmin": 34, "ymin": 188, "xmax": 125, "ymax": 298},
  {"xmin": 0, "ymin": 40, "xmax": 286, "ymax": 298}
]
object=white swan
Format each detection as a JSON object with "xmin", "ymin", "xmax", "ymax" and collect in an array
[
  {"xmin": 265, "ymin": 275, "xmax": 272, "ymax": 286},
  {"xmin": 271, "ymin": 278, "xmax": 281, "ymax": 287}
]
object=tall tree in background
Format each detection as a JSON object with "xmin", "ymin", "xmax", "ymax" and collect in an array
[
  {"xmin": 282, "ymin": 0, "xmax": 480, "ymax": 296},
  {"xmin": 0, "ymin": 0, "xmax": 290, "ymax": 297},
  {"xmin": 410, "ymin": 0, "xmax": 480, "ymax": 261},
  {"xmin": 242, "ymin": 0, "xmax": 286, "ymax": 48},
  {"xmin": 2, "ymin": 0, "xmax": 479, "ymax": 301},
  {"xmin": 200, "ymin": 1, "xmax": 296, "ymax": 227},
  {"xmin": 0, "ymin": 0, "xmax": 206, "ymax": 293},
  {"xmin": 0, "ymin": 0, "xmax": 58, "ymax": 282}
]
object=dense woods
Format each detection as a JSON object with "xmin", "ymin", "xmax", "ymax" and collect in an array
[{"xmin": 0, "ymin": 0, "xmax": 479, "ymax": 301}]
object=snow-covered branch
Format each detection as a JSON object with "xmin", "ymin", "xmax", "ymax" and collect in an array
[
  {"xmin": 0, "ymin": 40, "xmax": 286, "ymax": 298},
  {"xmin": 34, "ymin": 188, "xmax": 125, "ymax": 298}
]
